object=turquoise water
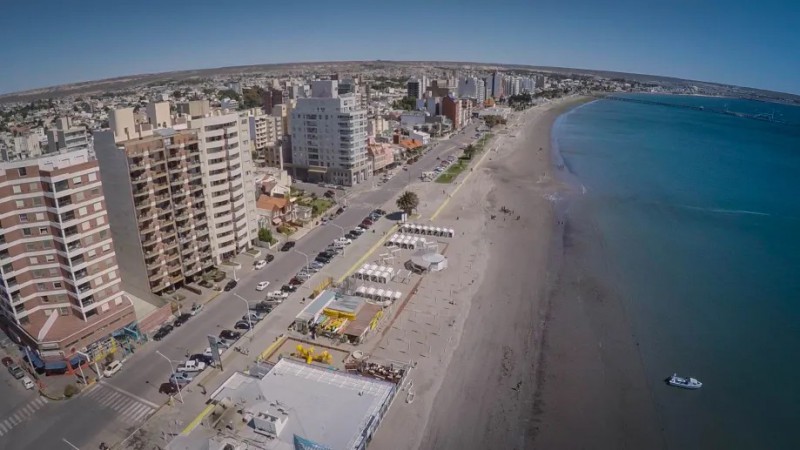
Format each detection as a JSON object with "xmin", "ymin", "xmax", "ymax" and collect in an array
[{"xmin": 553, "ymin": 94, "xmax": 800, "ymax": 450}]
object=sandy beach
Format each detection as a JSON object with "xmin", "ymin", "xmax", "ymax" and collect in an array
[{"xmin": 371, "ymin": 96, "xmax": 664, "ymax": 450}]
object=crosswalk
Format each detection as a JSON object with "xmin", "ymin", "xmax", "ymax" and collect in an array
[
  {"xmin": 82, "ymin": 382, "xmax": 158, "ymax": 423},
  {"xmin": 0, "ymin": 397, "xmax": 48, "ymax": 436}
]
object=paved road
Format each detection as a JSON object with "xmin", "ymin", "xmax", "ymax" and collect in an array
[
  {"xmin": 7, "ymin": 122, "xmax": 480, "ymax": 449},
  {"xmin": 0, "ymin": 369, "xmax": 42, "ymax": 440}
]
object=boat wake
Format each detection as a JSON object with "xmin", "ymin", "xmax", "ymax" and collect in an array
[{"xmin": 680, "ymin": 205, "xmax": 771, "ymax": 217}]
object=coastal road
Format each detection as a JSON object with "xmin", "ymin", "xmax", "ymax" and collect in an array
[{"xmin": 6, "ymin": 121, "xmax": 480, "ymax": 449}]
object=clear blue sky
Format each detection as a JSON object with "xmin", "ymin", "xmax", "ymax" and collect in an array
[{"xmin": 1, "ymin": 0, "xmax": 798, "ymax": 95}]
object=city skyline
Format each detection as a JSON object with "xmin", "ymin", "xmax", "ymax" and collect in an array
[{"xmin": 1, "ymin": 0, "xmax": 798, "ymax": 95}]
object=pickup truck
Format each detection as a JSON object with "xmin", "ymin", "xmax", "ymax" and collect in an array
[{"xmin": 176, "ymin": 360, "xmax": 206, "ymax": 373}]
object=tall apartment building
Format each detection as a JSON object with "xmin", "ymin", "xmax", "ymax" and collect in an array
[
  {"xmin": 0, "ymin": 149, "xmax": 135, "ymax": 356},
  {"xmin": 95, "ymin": 129, "xmax": 212, "ymax": 298},
  {"xmin": 290, "ymin": 80, "xmax": 370, "ymax": 186},
  {"xmin": 247, "ymin": 109, "xmax": 283, "ymax": 169},
  {"xmin": 407, "ymin": 78, "xmax": 423, "ymax": 99},
  {"xmin": 1, "ymin": 133, "xmax": 43, "ymax": 161},
  {"xmin": 487, "ymin": 72, "xmax": 504, "ymax": 99},
  {"xmin": 47, "ymin": 117, "xmax": 91, "ymax": 156},
  {"xmin": 441, "ymin": 95, "xmax": 463, "ymax": 130}
]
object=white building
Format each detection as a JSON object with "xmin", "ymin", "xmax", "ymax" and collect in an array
[
  {"xmin": 1, "ymin": 133, "xmax": 43, "ymax": 161},
  {"xmin": 290, "ymin": 80, "xmax": 370, "ymax": 186},
  {"xmin": 47, "ymin": 117, "xmax": 91, "ymax": 156},
  {"xmin": 246, "ymin": 109, "xmax": 282, "ymax": 168}
]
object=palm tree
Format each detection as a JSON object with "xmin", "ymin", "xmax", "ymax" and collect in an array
[{"xmin": 396, "ymin": 191, "xmax": 419, "ymax": 216}]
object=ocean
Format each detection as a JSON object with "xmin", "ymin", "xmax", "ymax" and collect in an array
[{"xmin": 552, "ymin": 94, "xmax": 800, "ymax": 449}]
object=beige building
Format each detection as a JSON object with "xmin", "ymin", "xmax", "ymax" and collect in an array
[
  {"xmin": 95, "ymin": 129, "xmax": 212, "ymax": 297},
  {"xmin": 47, "ymin": 117, "xmax": 91, "ymax": 155},
  {"xmin": 0, "ymin": 149, "xmax": 135, "ymax": 355},
  {"xmin": 245, "ymin": 108, "xmax": 282, "ymax": 169}
]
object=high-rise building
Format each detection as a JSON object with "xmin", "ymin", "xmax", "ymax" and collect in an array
[
  {"xmin": 407, "ymin": 78, "xmax": 423, "ymax": 99},
  {"xmin": 1, "ymin": 133, "xmax": 43, "ymax": 161},
  {"xmin": 95, "ymin": 129, "xmax": 211, "ymax": 298},
  {"xmin": 486, "ymin": 72, "xmax": 504, "ymax": 99},
  {"xmin": 290, "ymin": 80, "xmax": 370, "ymax": 186},
  {"xmin": 47, "ymin": 117, "xmax": 91, "ymax": 155},
  {"xmin": 0, "ymin": 149, "xmax": 135, "ymax": 355},
  {"xmin": 247, "ymin": 109, "xmax": 283, "ymax": 169},
  {"xmin": 441, "ymin": 95, "xmax": 463, "ymax": 130}
]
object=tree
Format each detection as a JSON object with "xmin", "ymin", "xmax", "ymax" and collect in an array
[
  {"xmin": 392, "ymin": 96, "xmax": 417, "ymax": 111},
  {"xmin": 258, "ymin": 227, "xmax": 275, "ymax": 244},
  {"xmin": 396, "ymin": 191, "xmax": 419, "ymax": 215},
  {"xmin": 172, "ymin": 90, "xmax": 183, "ymax": 99},
  {"xmin": 217, "ymin": 89, "xmax": 241, "ymax": 102}
]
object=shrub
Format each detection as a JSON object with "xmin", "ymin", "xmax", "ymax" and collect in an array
[{"xmin": 64, "ymin": 384, "xmax": 80, "ymax": 398}]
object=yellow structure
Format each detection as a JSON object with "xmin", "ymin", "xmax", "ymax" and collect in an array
[
  {"xmin": 295, "ymin": 344, "xmax": 333, "ymax": 365},
  {"xmin": 311, "ymin": 277, "xmax": 333, "ymax": 299}
]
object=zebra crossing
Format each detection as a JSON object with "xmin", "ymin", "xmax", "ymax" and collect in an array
[
  {"xmin": 0, "ymin": 397, "xmax": 48, "ymax": 436},
  {"xmin": 82, "ymin": 382, "xmax": 158, "ymax": 423}
]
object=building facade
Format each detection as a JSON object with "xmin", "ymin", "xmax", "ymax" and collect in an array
[
  {"xmin": 0, "ymin": 149, "xmax": 135, "ymax": 356},
  {"xmin": 248, "ymin": 109, "xmax": 283, "ymax": 169},
  {"xmin": 441, "ymin": 95, "xmax": 463, "ymax": 130},
  {"xmin": 290, "ymin": 80, "xmax": 370, "ymax": 186},
  {"xmin": 47, "ymin": 117, "xmax": 91, "ymax": 155},
  {"xmin": 95, "ymin": 129, "xmax": 212, "ymax": 298}
]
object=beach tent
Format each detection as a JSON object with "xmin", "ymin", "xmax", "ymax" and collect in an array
[
  {"xmin": 393, "ymin": 291, "xmax": 402, "ymax": 301},
  {"xmin": 366, "ymin": 287, "xmax": 377, "ymax": 299},
  {"xmin": 376, "ymin": 289, "xmax": 385, "ymax": 300},
  {"xmin": 356, "ymin": 286, "xmax": 367, "ymax": 297}
]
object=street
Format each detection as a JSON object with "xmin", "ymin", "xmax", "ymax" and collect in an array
[{"xmin": 4, "ymin": 122, "xmax": 480, "ymax": 449}]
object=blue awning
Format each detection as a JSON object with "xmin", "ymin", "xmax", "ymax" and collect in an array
[{"xmin": 23, "ymin": 350, "xmax": 45, "ymax": 369}]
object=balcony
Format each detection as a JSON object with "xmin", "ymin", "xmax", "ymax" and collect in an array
[
  {"xmin": 172, "ymin": 189, "xmax": 188, "ymax": 199},
  {"xmin": 180, "ymin": 245, "xmax": 195, "ymax": 256},
  {"xmin": 132, "ymin": 176, "xmax": 149, "ymax": 186},
  {"xmin": 170, "ymin": 176, "xmax": 185, "ymax": 187},
  {"xmin": 133, "ymin": 187, "xmax": 151, "ymax": 198},
  {"xmin": 165, "ymin": 251, "xmax": 180, "ymax": 262},
  {"xmin": 70, "ymin": 255, "xmax": 85, "ymax": 267},
  {"xmin": 77, "ymin": 283, "xmax": 92, "ymax": 294},
  {"xmin": 74, "ymin": 269, "xmax": 88, "ymax": 280},
  {"xmin": 81, "ymin": 296, "xmax": 96, "ymax": 307},
  {"xmin": 187, "ymin": 158, "xmax": 201, "ymax": 169},
  {"xmin": 189, "ymin": 182, "xmax": 203, "ymax": 192},
  {"xmin": 67, "ymin": 241, "xmax": 82, "ymax": 252},
  {"xmin": 135, "ymin": 198, "xmax": 154, "ymax": 210},
  {"xmin": 146, "ymin": 257, "xmax": 162, "ymax": 271},
  {"xmin": 163, "ymin": 239, "xmax": 178, "ymax": 250},
  {"xmin": 63, "ymin": 226, "xmax": 79, "ymax": 239},
  {"xmin": 148, "ymin": 270, "xmax": 166, "ymax": 283},
  {"xmin": 168, "ymin": 151, "xmax": 185, "ymax": 163},
  {"xmin": 57, "ymin": 196, "xmax": 73, "ymax": 208}
]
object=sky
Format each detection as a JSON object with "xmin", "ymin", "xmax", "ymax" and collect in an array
[{"xmin": 1, "ymin": 0, "xmax": 798, "ymax": 95}]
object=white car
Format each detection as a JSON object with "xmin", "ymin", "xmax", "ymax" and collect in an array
[
  {"xmin": 103, "ymin": 360, "xmax": 123, "ymax": 378},
  {"xmin": 256, "ymin": 281, "xmax": 270, "ymax": 291},
  {"xmin": 21, "ymin": 376, "xmax": 35, "ymax": 390},
  {"xmin": 334, "ymin": 237, "xmax": 352, "ymax": 246},
  {"xmin": 267, "ymin": 290, "xmax": 289, "ymax": 300},
  {"xmin": 176, "ymin": 360, "xmax": 206, "ymax": 373},
  {"xmin": 254, "ymin": 260, "xmax": 266, "ymax": 270}
]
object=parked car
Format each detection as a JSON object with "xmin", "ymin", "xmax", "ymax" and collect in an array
[
  {"xmin": 169, "ymin": 372, "xmax": 193, "ymax": 386},
  {"xmin": 189, "ymin": 354, "xmax": 215, "ymax": 366},
  {"xmin": 374, "ymin": 209, "xmax": 386, "ymax": 216},
  {"xmin": 21, "ymin": 376, "xmax": 35, "ymax": 390},
  {"xmin": 159, "ymin": 382, "xmax": 179, "ymax": 395},
  {"xmin": 323, "ymin": 190, "xmax": 336, "ymax": 198},
  {"xmin": 314, "ymin": 256, "xmax": 332, "ymax": 265},
  {"xmin": 219, "ymin": 329, "xmax": 241, "ymax": 341},
  {"xmin": 281, "ymin": 241, "xmax": 296, "ymax": 252},
  {"xmin": 267, "ymin": 290, "xmax": 289, "ymax": 301},
  {"xmin": 281, "ymin": 284, "xmax": 298, "ymax": 293},
  {"xmin": 256, "ymin": 281, "xmax": 270, "ymax": 291},
  {"xmin": 334, "ymin": 237, "xmax": 352, "ymax": 246},
  {"xmin": 223, "ymin": 280, "xmax": 238, "ymax": 291},
  {"xmin": 102, "ymin": 360, "xmax": 123, "ymax": 378},
  {"xmin": 265, "ymin": 254, "xmax": 275, "ymax": 263},
  {"xmin": 243, "ymin": 311, "xmax": 262, "ymax": 322},
  {"xmin": 190, "ymin": 303, "xmax": 204, "ymax": 316},
  {"xmin": 176, "ymin": 360, "xmax": 206, "ymax": 373},
  {"xmin": 234, "ymin": 321, "xmax": 251, "ymax": 330},
  {"xmin": 1, "ymin": 356, "xmax": 13, "ymax": 367},
  {"xmin": 153, "ymin": 324, "xmax": 173, "ymax": 341},
  {"xmin": 254, "ymin": 260, "xmax": 267, "ymax": 270},
  {"xmin": 289, "ymin": 277, "xmax": 304, "ymax": 286},
  {"xmin": 345, "ymin": 232, "xmax": 359, "ymax": 240},
  {"xmin": 336, "ymin": 207, "xmax": 345, "ymax": 214},
  {"xmin": 362, "ymin": 217, "xmax": 374, "ymax": 225},
  {"xmin": 8, "ymin": 364, "xmax": 25, "ymax": 379},
  {"xmin": 351, "ymin": 228, "xmax": 364, "ymax": 236},
  {"xmin": 198, "ymin": 279, "xmax": 214, "ymax": 289},
  {"xmin": 253, "ymin": 302, "xmax": 274, "ymax": 313},
  {"xmin": 360, "ymin": 220, "xmax": 373, "ymax": 228},
  {"xmin": 173, "ymin": 313, "xmax": 191, "ymax": 327}
]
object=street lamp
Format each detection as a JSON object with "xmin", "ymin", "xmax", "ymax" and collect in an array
[
  {"xmin": 156, "ymin": 350, "xmax": 184, "ymax": 403},
  {"xmin": 233, "ymin": 293, "xmax": 253, "ymax": 333},
  {"xmin": 293, "ymin": 249, "xmax": 310, "ymax": 272}
]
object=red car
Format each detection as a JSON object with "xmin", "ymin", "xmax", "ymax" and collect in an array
[{"xmin": 1, "ymin": 357, "xmax": 13, "ymax": 367}]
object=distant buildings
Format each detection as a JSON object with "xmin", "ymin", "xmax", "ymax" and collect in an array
[
  {"xmin": 0, "ymin": 149, "xmax": 136, "ymax": 355},
  {"xmin": 457, "ymin": 77, "xmax": 485, "ymax": 104},
  {"xmin": 441, "ymin": 95, "xmax": 463, "ymax": 130},
  {"xmin": 487, "ymin": 72, "xmax": 504, "ymax": 99},
  {"xmin": 290, "ymin": 80, "xmax": 370, "ymax": 186},
  {"xmin": 47, "ymin": 117, "xmax": 91, "ymax": 155},
  {"xmin": 246, "ymin": 108, "xmax": 282, "ymax": 169},
  {"xmin": 407, "ymin": 78, "xmax": 423, "ymax": 99}
]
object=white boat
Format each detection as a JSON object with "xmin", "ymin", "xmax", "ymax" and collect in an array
[{"xmin": 667, "ymin": 373, "xmax": 702, "ymax": 390}]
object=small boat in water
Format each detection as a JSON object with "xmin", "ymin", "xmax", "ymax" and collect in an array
[{"xmin": 667, "ymin": 373, "xmax": 702, "ymax": 390}]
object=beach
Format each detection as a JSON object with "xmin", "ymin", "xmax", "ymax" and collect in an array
[{"xmin": 371, "ymin": 97, "xmax": 664, "ymax": 450}]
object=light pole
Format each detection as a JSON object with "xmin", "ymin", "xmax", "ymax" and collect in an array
[
  {"xmin": 156, "ymin": 351, "xmax": 183, "ymax": 403},
  {"xmin": 293, "ymin": 249, "xmax": 310, "ymax": 272},
  {"xmin": 327, "ymin": 223, "xmax": 346, "ymax": 256},
  {"xmin": 233, "ymin": 293, "xmax": 253, "ymax": 333}
]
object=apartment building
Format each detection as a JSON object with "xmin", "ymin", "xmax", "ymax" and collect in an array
[
  {"xmin": 95, "ymin": 129, "xmax": 212, "ymax": 298},
  {"xmin": 47, "ymin": 117, "xmax": 91, "ymax": 155},
  {"xmin": 193, "ymin": 109, "xmax": 257, "ymax": 263},
  {"xmin": 246, "ymin": 109, "xmax": 283, "ymax": 169},
  {"xmin": 290, "ymin": 80, "xmax": 370, "ymax": 186},
  {"xmin": 0, "ymin": 149, "xmax": 135, "ymax": 356}
]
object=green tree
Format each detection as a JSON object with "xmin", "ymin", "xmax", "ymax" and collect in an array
[
  {"xmin": 217, "ymin": 89, "xmax": 241, "ymax": 102},
  {"xmin": 64, "ymin": 384, "xmax": 79, "ymax": 398},
  {"xmin": 258, "ymin": 227, "xmax": 275, "ymax": 244},
  {"xmin": 396, "ymin": 191, "xmax": 420, "ymax": 215},
  {"xmin": 172, "ymin": 90, "xmax": 183, "ymax": 99},
  {"xmin": 392, "ymin": 96, "xmax": 417, "ymax": 111}
]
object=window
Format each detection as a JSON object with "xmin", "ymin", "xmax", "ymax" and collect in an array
[
  {"xmin": 72, "ymin": 176, "xmax": 82, "ymax": 185},
  {"xmin": 35, "ymin": 213, "xmax": 45, "ymax": 220},
  {"xmin": 15, "ymin": 200, "xmax": 24, "ymax": 208},
  {"xmin": 93, "ymin": 202, "xmax": 101, "ymax": 212},
  {"xmin": 48, "ymin": 268, "xmax": 58, "ymax": 276},
  {"xmin": 85, "ymin": 235, "xmax": 94, "ymax": 245},
  {"xmin": 76, "ymin": 191, "xmax": 85, "ymax": 201},
  {"xmin": 53, "ymin": 281, "xmax": 62, "ymax": 289},
  {"xmin": 33, "ymin": 269, "xmax": 45, "ymax": 278},
  {"xmin": 18, "ymin": 167, "xmax": 27, "ymax": 176},
  {"xmin": 19, "ymin": 214, "xmax": 28, "ymax": 223},
  {"xmin": 81, "ymin": 221, "xmax": 91, "ymax": 231},
  {"xmin": 22, "ymin": 228, "xmax": 32, "ymax": 236},
  {"xmin": 79, "ymin": 207, "xmax": 87, "ymax": 216},
  {"xmin": 102, "ymin": 244, "xmax": 111, "ymax": 253},
  {"xmin": 91, "ymin": 188, "xmax": 100, "ymax": 196},
  {"xmin": 88, "ymin": 173, "xmax": 97, "ymax": 182},
  {"xmin": 29, "ymin": 182, "xmax": 38, "ymax": 191},
  {"xmin": 36, "ymin": 283, "xmax": 46, "ymax": 291},
  {"xmin": 59, "ymin": 307, "xmax": 69, "ymax": 316},
  {"xmin": 43, "ymin": 241, "xmax": 52, "ymax": 249},
  {"xmin": 42, "ymin": 296, "xmax": 50, "ymax": 303},
  {"xmin": 12, "ymin": 185, "xmax": 22, "ymax": 194},
  {"xmin": 108, "ymin": 270, "xmax": 117, "ymax": 280},
  {"xmin": 26, "ymin": 243, "xmax": 37, "ymax": 251},
  {"xmin": 39, "ymin": 227, "xmax": 48, "ymax": 234},
  {"xmin": 45, "ymin": 255, "xmax": 55, "ymax": 262},
  {"xmin": 99, "ymin": 230, "xmax": 107, "ymax": 239},
  {"xmin": 29, "ymin": 257, "xmax": 38, "ymax": 265},
  {"xmin": 96, "ymin": 217, "xmax": 105, "ymax": 226},
  {"xmin": 88, "ymin": 249, "xmax": 97, "ymax": 258}
]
